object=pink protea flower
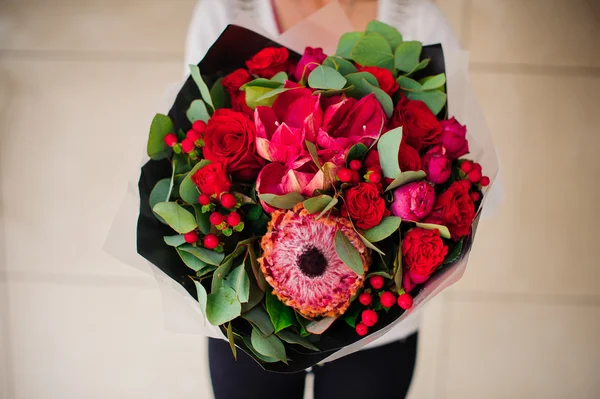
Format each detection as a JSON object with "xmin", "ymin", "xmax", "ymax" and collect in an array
[
  {"xmin": 391, "ymin": 181, "xmax": 435, "ymax": 221},
  {"xmin": 259, "ymin": 204, "xmax": 371, "ymax": 319}
]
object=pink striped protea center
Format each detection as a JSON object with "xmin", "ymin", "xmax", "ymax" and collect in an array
[{"xmin": 259, "ymin": 204, "xmax": 371, "ymax": 319}]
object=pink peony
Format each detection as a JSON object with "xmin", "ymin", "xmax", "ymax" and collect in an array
[
  {"xmin": 422, "ymin": 145, "xmax": 451, "ymax": 185},
  {"xmin": 294, "ymin": 47, "xmax": 328, "ymax": 81},
  {"xmin": 391, "ymin": 181, "xmax": 435, "ymax": 221},
  {"xmin": 439, "ymin": 117, "xmax": 469, "ymax": 159}
]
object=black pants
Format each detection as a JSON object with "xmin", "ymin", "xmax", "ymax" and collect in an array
[{"xmin": 209, "ymin": 333, "xmax": 418, "ymax": 399}]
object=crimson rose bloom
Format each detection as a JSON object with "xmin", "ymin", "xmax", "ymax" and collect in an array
[
  {"xmin": 390, "ymin": 97, "xmax": 442, "ymax": 151},
  {"xmin": 221, "ymin": 68, "xmax": 251, "ymax": 94},
  {"xmin": 203, "ymin": 109, "xmax": 264, "ymax": 180},
  {"xmin": 359, "ymin": 66, "xmax": 399, "ymax": 96},
  {"xmin": 344, "ymin": 183, "xmax": 388, "ymax": 229},
  {"xmin": 399, "ymin": 140, "xmax": 422, "ymax": 172},
  {"xmin": 246, "ymin": 47, "xmax": 289, "ymax": 78},
  {"xmin": 402, "ymin": 228, "xmax": 448, "ymax": 292},
  {"xmin": 294, "ymin": 46, "xmax": 327, "ymax": 81},
  {"xmin": 427, "ymin": 181, "xmax": 475, "ymax": 239},
  {"xmin": 191, "ymin": 162, "xmax": 231, "ymax": 197}
]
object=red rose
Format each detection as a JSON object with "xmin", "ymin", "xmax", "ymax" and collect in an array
[
  {"xmin": 246, "ymin": 47, "xmax": 289, "ymax": 78},
  {"xmin": 203, "ymin": 109, "xmax": 265, "ymax": 180},
  {"xmin": 359, "ymin": 66, "xmax": 399, "ymax": 96},
  {"xmin": 402, "ymin": 227, "xmax": 448, "ymax": 292},
  {"xmin": 191, "ymin": 162, "xmax": 231, "ymax": 197},
  {"xmin": 344, "ymin": 183, "xmax": 388, "ymax": 229},
  {"xmin": 221, "ymin": 68, "xmax": 252, "ymax": 95},
  {"xmin": 230, "ymin": 91, "xmax": 254, "ymax": 118},
  {"xmin": 398, "ymin": 140, "xmax": 422, "ymax": 172},
  {"xmin": 390, "ymin": 97, "xmax": 442, "ymax": 151},
  {"xmin": 426, "ymin": 181, "xmax": 475, "ymax": 239}
]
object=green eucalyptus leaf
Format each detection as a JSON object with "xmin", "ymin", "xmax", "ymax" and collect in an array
[
  {"xmin": 242, "ymin": 306, "xmax": 275, "ymax": 336},
  {"xmin": 270, "ymin": 71, "xmax": 288, "ymax": 84},
  {"xmin": 147, "ymin": 113, "xmax": 173, "ymax": 161},
  {"xmin": 206, "ymin": 286, "xmax": 241, "ymax": 326},
  {"xmin": 406, "ymin": 90, "xmax": 447, "ymax": 115},
  {"xmin": 210, "ymin": 77, "xmax": 229, "ymax": 109},
  {"xmin": 186, "ymin": 99, "xmax": 210, "ymax": 123},
  {"xmin": 179, "ymin": 159, "xmax": 211, "ymax": 204},
  {"xmin": 179, "ymin": 243, "xmax": 224, "ymax": 266},
  {"xmin": 346, "ymin": 143, "xmax": 369, "ymax": 164},
  {"xmin": 335, "ymin": 230, "xmax": 364, "ymax": 275},
  {"xmin": 305, "ymin": 140, "xmax": 322, "ymax": 171},
  {"xmin": 357, "ymin": 231, "xmax": 385, "ymax": 256},
  {"xmin": 345, "ymin": 71, "xmax": 379, "ymax": 98},
  {"xmin": 363, "ymin": 216, "xmax": 402, "ymax": 242},
  {"xmin": 256, "ymin": 86, "xmax": 296, "ymax": 101},
  {"xmin": 415, "ymin": 222, "xmax": 452, "ymax": 239},
  {"xmin": 322, "ymin": 56, "xmax": 357, "ymax": 75},
  {"xmin": 241, "ymin": 78, "xmax": 282, "ymax": 89},
  {"xmin": 251, "ymin": 328, "xmax": 287, "ymax": 363},
  {"xmin": 226, "ymin": 322, "xmax": 237, "ymax": 359},
  {"xmin": 397, "ymin": 76, "xmax": 423, "ymax": 92},
  {"xmin": 245, "ymin": 86, "xmax": 277, "ymax": 109},
  {"xmin": 377, "ymin": 126, "xmax": 403, "ymax": 178},
  {"xmin": 152, "ymin": 202, "xmax": 197, "ymax": 234},
  {"xmin": 192, "ymin": 280, "xmax": 208, "ymax": 318},
  {"xmin": 225, "ymin": 264, "xmax": 250, "ymax": 303},
  {"xmin": 149, "ymin": 178, "xmax": 171, "ymax": 223},
  {"xmin": 258, "ymin": 193, "xmax": 304, "ymax": 210},
  {"xmin": 242, "ymin": 336, "xmax": 279, "ymax": 363},
  {"xmin": 266, "ymin": 291, "xmax": 296, "ymax": 334},
  {"xmin": 248, "ymin": 244, "xmax": 268, "ymax": 292},
  {"xmin": 420, "ymin": 73, "xmax": 446, "ymax": 90},
  {"xmin": 163, "ymin": 234, "xmax": 186, "ymax": 247},
  {"xmin": 335, "ymin": 31, "xmax": 364, "ymax": 59},
  {"xmin": 444, "ymin": 238, "xmax": 464, "ymax": 265},
  {"xmin": 351, "ymin": 33, "xmax": 394, "ymax": 72},
  {"xmin": 211, "ymin": 259, "xmax": 233, "ymax": 293},
  {"xmin": 193, "ymin": 204, "xmax": 211, "ymax": 234},
  {"xmin": 308, "ymin": 65, "xmax": 347, "ymax": 90},
  {"xmin": 394, "ymin": 41, "xmax": 423, "ymax": 72},
  {"xmin": 303, "ymin": 195, "xmax": 334, "ymax": 214},
  {"xmin": 393, "ymin": 237, "xmax": 403, "ymax": 291},
  {"xmin": 385, "ymin": 170, "xmax": 427, "ymax": 192},
  {"xmin": 360, "ymin": 78, "xmax": 394, "ymax": 118},
  {"xmin": 177, "ymin": 248, "xmax": 210, "ymax": 272},
  {"xmin": 316, "ymin": 196, "xmax": 339, "ymax": 220},
  {"xmin": 189, "ymin": 64, "xmax": 214, "ymax": 111},
  {"xmin": 241, "ymin": 279, "xmax": 265, "ymax": 313},
  {"xmin": 277, "ymin": 329, "xmax": 319, "ymax": 351},
  {"xmin": 366, "ymin": 20, "xmax": 403, "ymax": 49}
]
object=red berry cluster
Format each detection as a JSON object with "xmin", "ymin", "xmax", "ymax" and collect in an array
[
  {"xmin": 336, "ymin": 159, "xmax": 382, "ymax": 185},
  {"xmin": 459, "ymin": 160, "xmax": 489, "ymax": 202},
  {"xmin": 164, "ymin": 120, "xmax": 207, "ymax": 158},
  {"xmin": 354, "ymin": 275, "xmax": 414, "ymax": 336}
]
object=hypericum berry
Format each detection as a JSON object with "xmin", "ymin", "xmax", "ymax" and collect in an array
[
  {"xmin": 181, "ymin": 138, "xmax": 195, "ymax": 153},
  {"xmin": 470, "ymin": 191, "xmax": 481, "ymax": 202},
  {"xmin": 351, "ymin": 170, "xmax": 361, "ymax": 183},
  {"xmin": 380, "ymin": 292, "xmax": 396, "ymax": 308},
  {"xmin": 226, "ymin": 212, "xmax": 242, "ymax": 227},
  {"xmin": 192, "ymin": 120, "xmax": 207, "ymax": 133},
  {"xmin": 349, "ymin": 160, "xmax": 362, "ymax": 171},
  {"xmin": 209, "ymin": 212, "xmax": 224, "ymax": 226},
  {"xmin": 355, "ymin": 323, "xmax": 369, "ymax": 336},
  {"xmin": 220, "ymin": 193, "xmax": 237, "ymax": 209},
  {"xmin": 203, "ymin": 234, "xmax": 219, "ymax": 250},
  {"xmin": 460, "ymin": 160, "xmax": 473, "ymax": 173},
  {"xmin": 358, "ymin": 292, "xmax": 372, "ymax": 306},
  {"xmin": 186, "ymin": 129, "xmax": 201, "ymax": 142},
  {"xmin": 183, "ymin": 230, "xmax": 198, "ymax": 244},
  {"xmin": 164, "ymin": 133, "xmax": 178, "ymax": 147},
  {"xmin": 397, "ymin": 293, "xmax": 414, "ymax": 310},
  {"xmin": 361, "ymin": 309, "xmax": 378, "ymax": 327},
  {"xmin": 468, "ymin": 169, "xmax": 482, "ymax": 183},
  {"xmin": 472, "ymin": 162, "xmax": 482, "ymax": 172},
  {"xmin": 367, "ymin": 171, "xmax": 382, "ymax": 184},
  {"xmin": 369, "ymin": 275, "xmax": 385, "ymax": 290},
  {"xmin": 198, "ymin": 194, "xmax": 211, "ymax": 206},
  {"xmin": 479, "ymin": 176, "xmax": 490, "ymax": 187},
  {"xmin": 337, "ymin": 168, "xmax": 353, "ymax": 183}
]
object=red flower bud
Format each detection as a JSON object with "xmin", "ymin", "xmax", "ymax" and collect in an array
[
  {"xmin": 203, "ymin": 234, "xmax": 219, "ymax": 250},
  {"xmin": 164, "ymin": 133, "xmax": 178, "ymax": 147}
]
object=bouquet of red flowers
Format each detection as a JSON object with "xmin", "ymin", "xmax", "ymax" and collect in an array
[{"xmin": 136, "ymin": 20, "xmax": 494, "ymax": 372}]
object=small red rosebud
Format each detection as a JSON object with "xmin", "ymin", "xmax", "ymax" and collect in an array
[
  {"xmin": 468, "ymin": 169, "xmax": 482, "ymax": 183},
  {"xmin": 367, "ymin": 171, "xmax": 382, "ymax": 184},
  {"xmin": 349, "ymin": 160, "xmax": 362, "ymax": 171},
  {"xmin": 198, "ymin": 194, "xmax": 211, "ymax": 206},
  {"xmin": 397, "ymin": 293, "xmax": 413, "ymax": 310},
  {"xmin": 369, "ymin": 275, "xmax": 385, "ymax": 290},
  {"xmin": 186, "ymin": 129, "xmax": 201, "ymax": 142},
  {"xmin": 470, "ymin": 191, "xmax": 481, "ymax": 202},
  {"xmin": 209, "ymin": 212, "xmax": 224, "ymax": 226},
  {"xmin": 220, "ymin": 193, "xmax": 237, "ymax": 209},
  {"xmin": 181, "ymin": 138, "xmax": 195, "ymax": 153},
  {"xmin": 203, "ymin": 234, "xmax": 219, "ymax": 250},
  {"xmin": 361, "ymin": 309, "xmax": 378, "ymax": 327},
  {"xmin": 355, "ymin": 323, "xmax": 369, "ymax": 336},
  {"xmin": 380, "ymin": 292, "xmax": 396, "ymax": 308},
  {"xmin": 226, "ymin": 212, "xmax": 242, "ymax": 227},
  {"xmin": 480, "ymin": 176, "xmax": 490, "ymax": 187},
  {"xmin": 358, "ymin": 292, "xmax": 372, "ymax": 306},
  {"xmin": 192, "ymin": 120, "xmax": 207, "ymax": 133},
  {"xmin": 164, "ymin": 133, "xmax": 178, "ymax": 147},
  {"xmin": 183, "ymin": 231, "xmax": 198, "ymax": 244},
  {"xmin": 460, "ymin": 160, "xmax": 473, "ymax": 173},
  {"xmin": 337, "ymin": 168, "xmax": 353, "ymax": 183}
]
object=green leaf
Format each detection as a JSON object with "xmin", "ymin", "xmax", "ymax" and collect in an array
[
  {"xmin": 306, "ymin": 316, "xmax": 338, "ymax": 334},
  {"xmin": 345, "ymin": 71, "xmax": 379, "ymax": 98},
  {"xmin": 251, "ymin": 328, "xmax": 287, "ymax": 363},
  {"xmin": 346, "ymin": 143, "xmax": 369, "ymax": 164},
  {"xmin": 193, "ymin": 204, "xmax": 211, "ymax": 235},
  {"xmin": 322, "ymin": 56, "xmax": 357, "ymax": 75},
  {"xmin": 245, "ymin": 86, "xmax": 277, "ymax": 109},
  {"xmin": 189, "ymin": 64, "xmax": 214, "ymax": 111},
  {"xmin": 360, "ymin": 78, "xmax": 394, "ymax": 118},
  {"xmin": 226, "ymin": 322, "xmax": 237, "ymax": 359},
  {"xmin": 335, "ymin": 229, "xmax": 364, "ymax": 275},
  {"xmin": 149, "ymin": 178, "xmax": 171, "ymax": 223},
  {"xmin": 303, "ymin": 195, "xmax": 334, "ymax": 214},
  {"xmin": 305, "ymin": 140, "xmax": 322, "ymax": 171},
  {"xmin": 420, "ymin": 73, "xmax": 446, "ymax": 91},
  {"xmin": 363, "ymin": 216, "xmax": 402, "ymax": 242},
  {"xmin": 256, "ymin": 86, "xmax": 296, "ymax": 101},
  {"xmin": 242, "ymin": 336, "xmax": 279, "ymax": 363},
  {"xmin": 258, "ymin": 193, "xmax": 304, "ymax": 210},
  {"xmin": 393, "ymin": 237, "xmax": 403, "ymax": 292},
  {"xmin": 241, "ymin": 279, "xmax": 265, "ymax": 313},
  {"xmin": 410, "ymin": 58, "xmax": 431, "ymax": 74},
  {"xmin": 163, "ymin": 234, "xmax": 186, "ymax": 247},
  {"xmin": 152, "ymin": 202, "xmax": 197, "ymax": 234},
  {"xmin": 343, "ymin": 305, "xmax": 361, "ymax": 328},
  {"xmin": 192, "ymin": 280, "xmax": 208, "ymax": 318},
  {"xmin": 377, "ymin": 126, "xmax": 403, "ymax": 178},
  {"xmin": 248, "ymin": 244, "xmax": 268, "ymax": 292},
  {"xmin": 277, "ymin": 329, "xmax": 319, "ymax": 351},
  {"xmin": 241, "ymin": 306, "xmax": 274, "ymax": 336},
  {"xmin": 266, "ymin": 291, "xmax": 296, "ymax": 334},
  {"xmin": 357, "ymin": 231, "xmax": 385, "ymax": 256},
  {"xmin": 394, "ymin": 41, "xmax": 423, "ymax": 72},
  {"xmin": 179, "ymin": 159, "xmax": 211, "ymax": 204},
  {"xmin": 308, "ymin": 65, "xmax": 347, "ymax": 90},
  {"xmin": 270, "ymin": 71, "xmax": 288, "ymax": 84},
  {"xmin": 351, "ymin": 33, "xmax": 394, "ymax": 72},
  {"xmin": 406, "ymin": 90, "xmax": 447, "ymax": 115},
  {"xmin": 444, "ymin": 238, "xmax": 464, "ymax": 265},
  {"xmin": 335, "ymin": 31, "xmax": 364, "ymax": 59},
  {"xmin": 316, "ymin": 196, "xmax": 339, "ymax": 220},
  {"xmin": 147, "ymin": 113, "xmax": 173, "ymax": 161},
  {"xmin": 210, "ymin": 77, "xmax": 229, "ymax": 109},
  {"xmin": 397, "ymin": 76, "xmax": 423, "ymax": 92},
  {"xmin": 186, "ymin": 99, "xmax": 210, "ymax": 123},
  {"xmin": 177, "ymin": 248, "xmax": 209, "ymax": 272},
  {"xmin": 385, "ymin": 170, "xmax": 427, "ymax": 192},
  {"xmin": 415, "ymin": 222, "xmax": 452, "ymax": 239},
  {"xmin": 179, "ymin": 243, "xmax": 225, "ymax": 266},
  {"xmin": 206, "ymin": 286, "xmax": 241, "ymax": 326},
  {"xmin": 225, "ymin": 264, "xmax": 250, "ymax": 303},
  {"xmin": 244, "ymin": 204, "xmax": 264, "ymax": 221},
  {"xmin": 366, "ymin": 20, "xmax": 403, "ymax": 49},
  {"xmin": 241, "ymin": 78, "xmax": 282, "ymax": 89},
  {"xmin": 211, "ymin": 258, "xmax": 234, "ymax": 293}
]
